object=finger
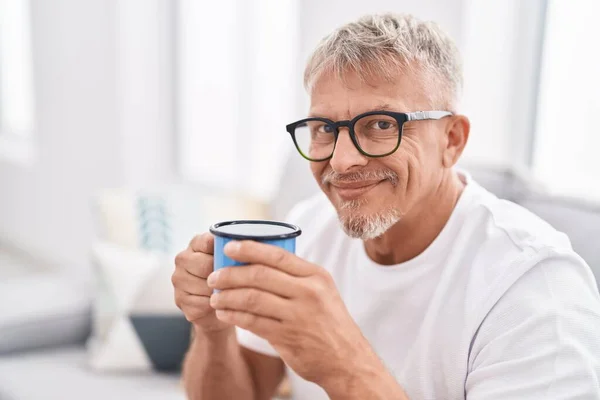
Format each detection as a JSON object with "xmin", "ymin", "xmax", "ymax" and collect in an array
[
  {"xmin": 215, "ymin": 309, "xmax": 279, "ymax": 339},
  {"xmin": 177, "ymin": 294, "xmax": 213, "ymax": 320},
  {"xmin": 179, "ymin": 292, "xmax": 211, "ymax": 309},
  {"xmin": 207, "ymin": 264, "xmax": 300, "ymax": 298},
  {"xmin": 172, "ymin": 269, "xmax": 212, "ymax": 296},
  {"xmin": 210, "ymin": 288, "xmax": 290, "ymax": 320},
  {"xmin": 224, "ymin": 241, "xmax": 313, "ymax": 277},
  {"xmin": 174, "ymin": 292, "xmax": 212, "ymax": 323},
  {"xmin": 175, "ymin": 250, "xmax": 213, "ymax": 279},
  {"xmin": 189, "ymin": 232, "xmax": 214, "ymax": 254}
]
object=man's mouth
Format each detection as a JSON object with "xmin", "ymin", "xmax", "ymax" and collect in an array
[{"xmin": 330, "ymin": 180, "xmax": 382, "ymax": 200}]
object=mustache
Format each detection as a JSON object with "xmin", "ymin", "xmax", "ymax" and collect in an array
[{"xmin": 321, "ymin": 169, "xmax": 399, "ymax": 187}]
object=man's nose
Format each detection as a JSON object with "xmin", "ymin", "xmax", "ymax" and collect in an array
[{"xmin": 329, "ymin": 128, "xmax": 369, "ymax": 173}]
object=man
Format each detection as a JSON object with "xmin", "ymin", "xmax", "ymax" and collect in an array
[{"xmin": 172, "ymin": 13, "xmax": 600, "ymax": 399}]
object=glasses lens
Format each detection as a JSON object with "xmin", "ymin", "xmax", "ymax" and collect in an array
[
  {"xmin": 354, "ymin": 114, "xmax": 401, "ymax": 156},
  {"xmin": 293, "ymin": 120, "xmax": 336, "ymax": 161}
]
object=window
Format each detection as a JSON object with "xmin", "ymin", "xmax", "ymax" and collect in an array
[
  {"xmin": 460, "ymin": 0, "xmax": 546, "ymax": 170},
  {"xmin": 532, "ymin": 0, "xmax": 600, "ymax": 200},
  {"xmin": 0, "ymin": 0, "xmax": 35, "ymax": 162},
  {"xmin": 176, "ymin": 0, "xmax": 300, "ymax": 201}
]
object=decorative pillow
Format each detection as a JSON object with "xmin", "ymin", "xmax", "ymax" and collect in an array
[{"xmin": 87, "ymin": 242, "xmax": 190, "ymax": 372}]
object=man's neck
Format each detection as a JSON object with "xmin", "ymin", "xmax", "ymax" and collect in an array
[{"xmin": 363, "ymin": 170, "xmax": 465, "ymax": 265}]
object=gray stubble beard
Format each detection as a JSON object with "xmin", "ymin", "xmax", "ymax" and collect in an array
[{"xmin": 338, "ymin": 198, "xmax": 401, "ymax": 240}]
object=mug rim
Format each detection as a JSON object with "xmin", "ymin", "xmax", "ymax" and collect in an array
[{"xmin": 209, "ymin": 219, "xmax": 302, "ymax": 241}]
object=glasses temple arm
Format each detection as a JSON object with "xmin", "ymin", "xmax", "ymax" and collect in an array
[{"xmin": 406, "ymin": 111, "xmax": 453, "ymax": 121}]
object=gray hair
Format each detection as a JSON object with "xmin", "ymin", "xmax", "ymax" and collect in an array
[{"xmin": 304, "ymin": 13, "xmax": 463, "ymax": 111}]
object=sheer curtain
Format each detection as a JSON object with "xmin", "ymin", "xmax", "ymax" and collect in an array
[
  {"xmin": 177, "ymin": 0, "xmax": 300, "ymax": 202},
  {"xmin": 532, "ymin": 0, "xmax": 600, "ymax": 200},
  {"xmin": 0, "ymin": 0, "xmax": 35, "ymax": 137}
]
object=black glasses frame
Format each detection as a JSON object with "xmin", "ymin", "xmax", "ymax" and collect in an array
[{"xmin": 285, "ymin": 110, "xmax": 452, "ymax": 162}]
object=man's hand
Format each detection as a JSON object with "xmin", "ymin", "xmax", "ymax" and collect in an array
[
  {"xmin": 206, "ymin": 240, "xmax": 405, "ymax": 397},
  {"xmin": 172, "ymin": 233, "xmax": 232, "ymax": 334}
]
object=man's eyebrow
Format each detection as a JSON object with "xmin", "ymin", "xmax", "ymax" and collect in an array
[
  {"xmin": 308, "ymin": 103, "xmax": 396, "ymax": 118},
  {"xmin": 367, "ymin": 103, "xmax": 395, "ymax": 112}
]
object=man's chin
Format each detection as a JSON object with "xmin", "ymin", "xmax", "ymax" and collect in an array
[{"xmin": 337, "ymin": 209, "xmax": 401, "ymax": 240}]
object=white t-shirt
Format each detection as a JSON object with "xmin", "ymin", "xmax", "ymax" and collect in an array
[{"xmin": 238, "ymin": 173, "xmax": 600, "ymax": 399}]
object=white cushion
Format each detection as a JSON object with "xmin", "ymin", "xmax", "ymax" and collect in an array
[
  {"xmin": 88, "ymin": 242, "xmax": 171, "ymax": 371},
  {"xmin": 0, "ymin": 273, "xmax": 90, "ymax": 354}
]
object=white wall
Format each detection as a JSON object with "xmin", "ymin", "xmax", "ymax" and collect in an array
[
  {"xmin": 115, "ymin": 0, "xmax": 175, "ymax": 186},
  {"xmin": 460, "ymin": 0, "xmax": 546, "ymax": 168},
  {"xmin": 0, "ymin": 0, "xmax": 120, "ymax": 272},
  {"xmin": 0, "ymin": 0, "xmax": 174, "ymax": 274}
]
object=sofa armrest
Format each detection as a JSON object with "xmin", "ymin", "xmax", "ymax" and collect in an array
[{"xmin": 0, "ymin": 273, "xmax": 92, "ymax": 355}]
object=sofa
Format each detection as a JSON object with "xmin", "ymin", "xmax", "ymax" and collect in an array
[{"xmin": 1, "ymin": 163, "xmax": 599, "ymax": 400}]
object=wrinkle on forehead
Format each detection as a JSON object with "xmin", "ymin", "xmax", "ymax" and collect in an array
[{"xmin": 308, "ymin": 69, "xmax": 428, "ymax": 120}]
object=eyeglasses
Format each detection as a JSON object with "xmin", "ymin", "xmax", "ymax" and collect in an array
[{"xmin": 286, "ymin": 110, "xmax": 452, "ymax": 162}]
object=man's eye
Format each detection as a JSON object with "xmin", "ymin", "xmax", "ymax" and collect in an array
[
  {"xmin": 375, "ymin": 121, "xmax": 392, "ymax": 129},
  {"xmin": 318, "ymin": 124, "xmax": 335, "ymax": 133}
]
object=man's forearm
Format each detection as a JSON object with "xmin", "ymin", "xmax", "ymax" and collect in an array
[
  {"xmin": 321, "ymin": 353, "xmax": 409, "ymax": 400},
  {"xmin": 183, "ymin": 326, "xmax": 255, "ymax": 400},
  {"xmin": 326, "ymin": 371, "xmax": 409, "ymax": 400}
]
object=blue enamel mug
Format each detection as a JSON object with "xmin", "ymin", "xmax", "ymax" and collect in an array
[{"xmin": 209, "ymin": 220, "xmax": 302, "ymax": 272}]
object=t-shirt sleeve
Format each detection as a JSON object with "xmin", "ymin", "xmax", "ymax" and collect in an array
[
  {"xmin": 236, "ymin": 327, "xmax": 279, "ymax": 357},
  {"xmin": 466, "ymin": 253, "xmax": 600, "ymax": 399}
]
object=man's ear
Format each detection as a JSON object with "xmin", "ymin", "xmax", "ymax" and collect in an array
[{"xmin": 442, "ymin": 115, "xmax": 470, "ymax": 168}]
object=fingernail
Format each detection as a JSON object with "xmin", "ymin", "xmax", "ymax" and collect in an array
[
  {"xmin": 207, "ymin": 270, "xmax": 220, "ymax": 286},
  {"xmin": 224, "ymin": 241, "xmax": 241, "ymax": 254}
]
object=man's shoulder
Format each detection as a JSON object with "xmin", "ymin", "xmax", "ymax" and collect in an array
[
  {"xmin": 465, "ymin": 181, "xmax": 573, "ymax": 254},
  {"xmin": 460, "ymin": 182, "xmax": 597, "ymax": 318}
]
